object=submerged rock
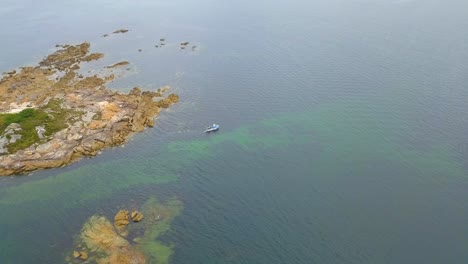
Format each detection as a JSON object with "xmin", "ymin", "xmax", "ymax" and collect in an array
[
  {"xmin": 105, "ymin": 61, "xmax": 130, "ymax": 69},
  {"xmin": 68, "ymin": 197, "xmax": 182, "ymax": 264},
  {"xmin": 80, "ymin": 215, "xmax": 145, "ymax": 264},
  {"xmin": 113, "ymin": 29, "xmax": 129, "ymax": 34}
]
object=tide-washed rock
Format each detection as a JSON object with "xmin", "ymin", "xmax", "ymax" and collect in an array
[
  {"xmin": 80, "ymin": 215, "xmax": 145, "ymax": 264},
  {"xmin": 114, "ymin": 210, "xmax": 130, "ymax": 235},
  {"xmin": 0, "ymin": 42, "xmax": 179, "ymax": 176},
  {"xmin": 131, "ymin": 211, "xmax": 144, "ymax": 222},
  {"xmin": 79, "ymin": 251, "xmax": 88, "ymax": 260}
]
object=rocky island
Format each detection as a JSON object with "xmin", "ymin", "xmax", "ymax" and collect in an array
[{"xmin": 0, "ymin": 42, "xmax": 179, "ymax": 176}]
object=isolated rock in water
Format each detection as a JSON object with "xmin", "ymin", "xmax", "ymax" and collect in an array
[
  {"xmin": 105, "ymin": 61, "xmax": 129, "ymax": 69},
  {"xmin": 114, "ymin": 210, "xmax": 130, "ymax": 235},
  {"xmin": 131, "ymin": 211, "xmax": 144, "ymax": 222},
  {"xmin": 180, "ymin": 42, "xmax": 189, "ymax": 46},
  {"xmin": 113, "ymin": 29, "xmax": 129, "ymax": 34},
  {"xmin": 0, "ymin": 41, "xmax": 179, "ymax": 176}
]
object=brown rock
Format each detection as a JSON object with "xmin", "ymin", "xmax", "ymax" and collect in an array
[
  {"xmin": 101, "ymin": 102, "xmax": 120, "ymax": 120},
  {"xmin": 114, "ymin": 210, "xmax": 130, "ymax": 234},
  {"xmin": 131, "ymin": 211, "xmax": 144, "ymax": 222},
  {"xmin": 129, "ymin": 87, "xmax": 142, "ymax": 96},
  {"xmin": 79, "ymin": 251, "xmax": 88, "ymax": 260},
  {"xmin": 88, "ymin": 120, "xmax": 106, "ymax": 130},
  {"xmin": 113, "ymin": 29, "xmax": 129, "ymax": 34},
  {"xmin": 145, "ymin": 118, "xmax": 154, "ymax": 128},
  {"xmin": 106, "ymin": 61, "xmax": 130, "ymax": 69},
  {"xmin": 167, "ymin": 93, "xmax": 179, "ymax": 103},
  {"xmin": 80, "ymin": 216, "xmax": 145, "ymax": 264}
]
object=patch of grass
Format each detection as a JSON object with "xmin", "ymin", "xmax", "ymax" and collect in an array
[
  {"xmin": 42, "ymin": 99, "xmax": 73, "ymax": 133},
  {"xmin": 0, "ymin": 99, "xmax": 82, "ymax": 153},
  {"xmin": 0, "ymin": 109, "xmax": 49, "ymax": 152}
]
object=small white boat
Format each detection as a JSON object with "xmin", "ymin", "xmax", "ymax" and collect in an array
[{"xmin": 205, "ymin": 124, "xmax": 220, "ymax": 133}]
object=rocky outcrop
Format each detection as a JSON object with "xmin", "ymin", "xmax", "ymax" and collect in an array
[
  {"xmin": 114, "ymin": 210, "xmax": 130, "ymax": 236},
  {"xmin": 0, "ymin": 42, "xmax": 179, "ymax": 176},
  {"xmin": 69, "ymin": 198, "xmax": 182, "ymax": 264},
  {"xmin": 80, "ymin": 216, "xmax": 145, "ymax": 264},
  {"xmin": 72, "ymin": 251, "xmax": 88, "ymax": 260},
  {"xmin": 131, "ymin": 211, "xmax": 144, "ymax": 222},
  {"xmin": 79, "ymin": 252, "xmax": 88, "ymax": 260}
]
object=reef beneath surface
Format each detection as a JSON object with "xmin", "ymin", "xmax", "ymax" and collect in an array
[{"xmin": 67, "ymin": 197, "xmax": 182, "ymax": 264}]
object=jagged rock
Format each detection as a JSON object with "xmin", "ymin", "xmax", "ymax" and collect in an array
[
  {"xmin": 131, "ymin": 211, "xmax": 144, "ymax": 222},
  {"xmin": 129, "ymin": 87, "xmax": 142, "ymax": 96},
  {"xmin": 114, "ymin": 210, "xmax": 130, "ymax": 235}
]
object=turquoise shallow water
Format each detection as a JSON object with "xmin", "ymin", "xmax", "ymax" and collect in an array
[{"xmin": 1, "ymin": 0, "xmax": 468, "ymax": 263}]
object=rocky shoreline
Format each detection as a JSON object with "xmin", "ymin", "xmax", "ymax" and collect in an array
[{"xmin": 0, "ymin": 42, "xmax": 179, "ymax": 176}]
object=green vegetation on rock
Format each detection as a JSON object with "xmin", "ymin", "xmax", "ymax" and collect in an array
[{"xmin": 0, "ymin": 99, "xmax": 81, "ymax": 153}]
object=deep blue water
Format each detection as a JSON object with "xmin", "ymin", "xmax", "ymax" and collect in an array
[{"xmin": 1, "ymin": 0, "xmax": 468, "ymax": 263}]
